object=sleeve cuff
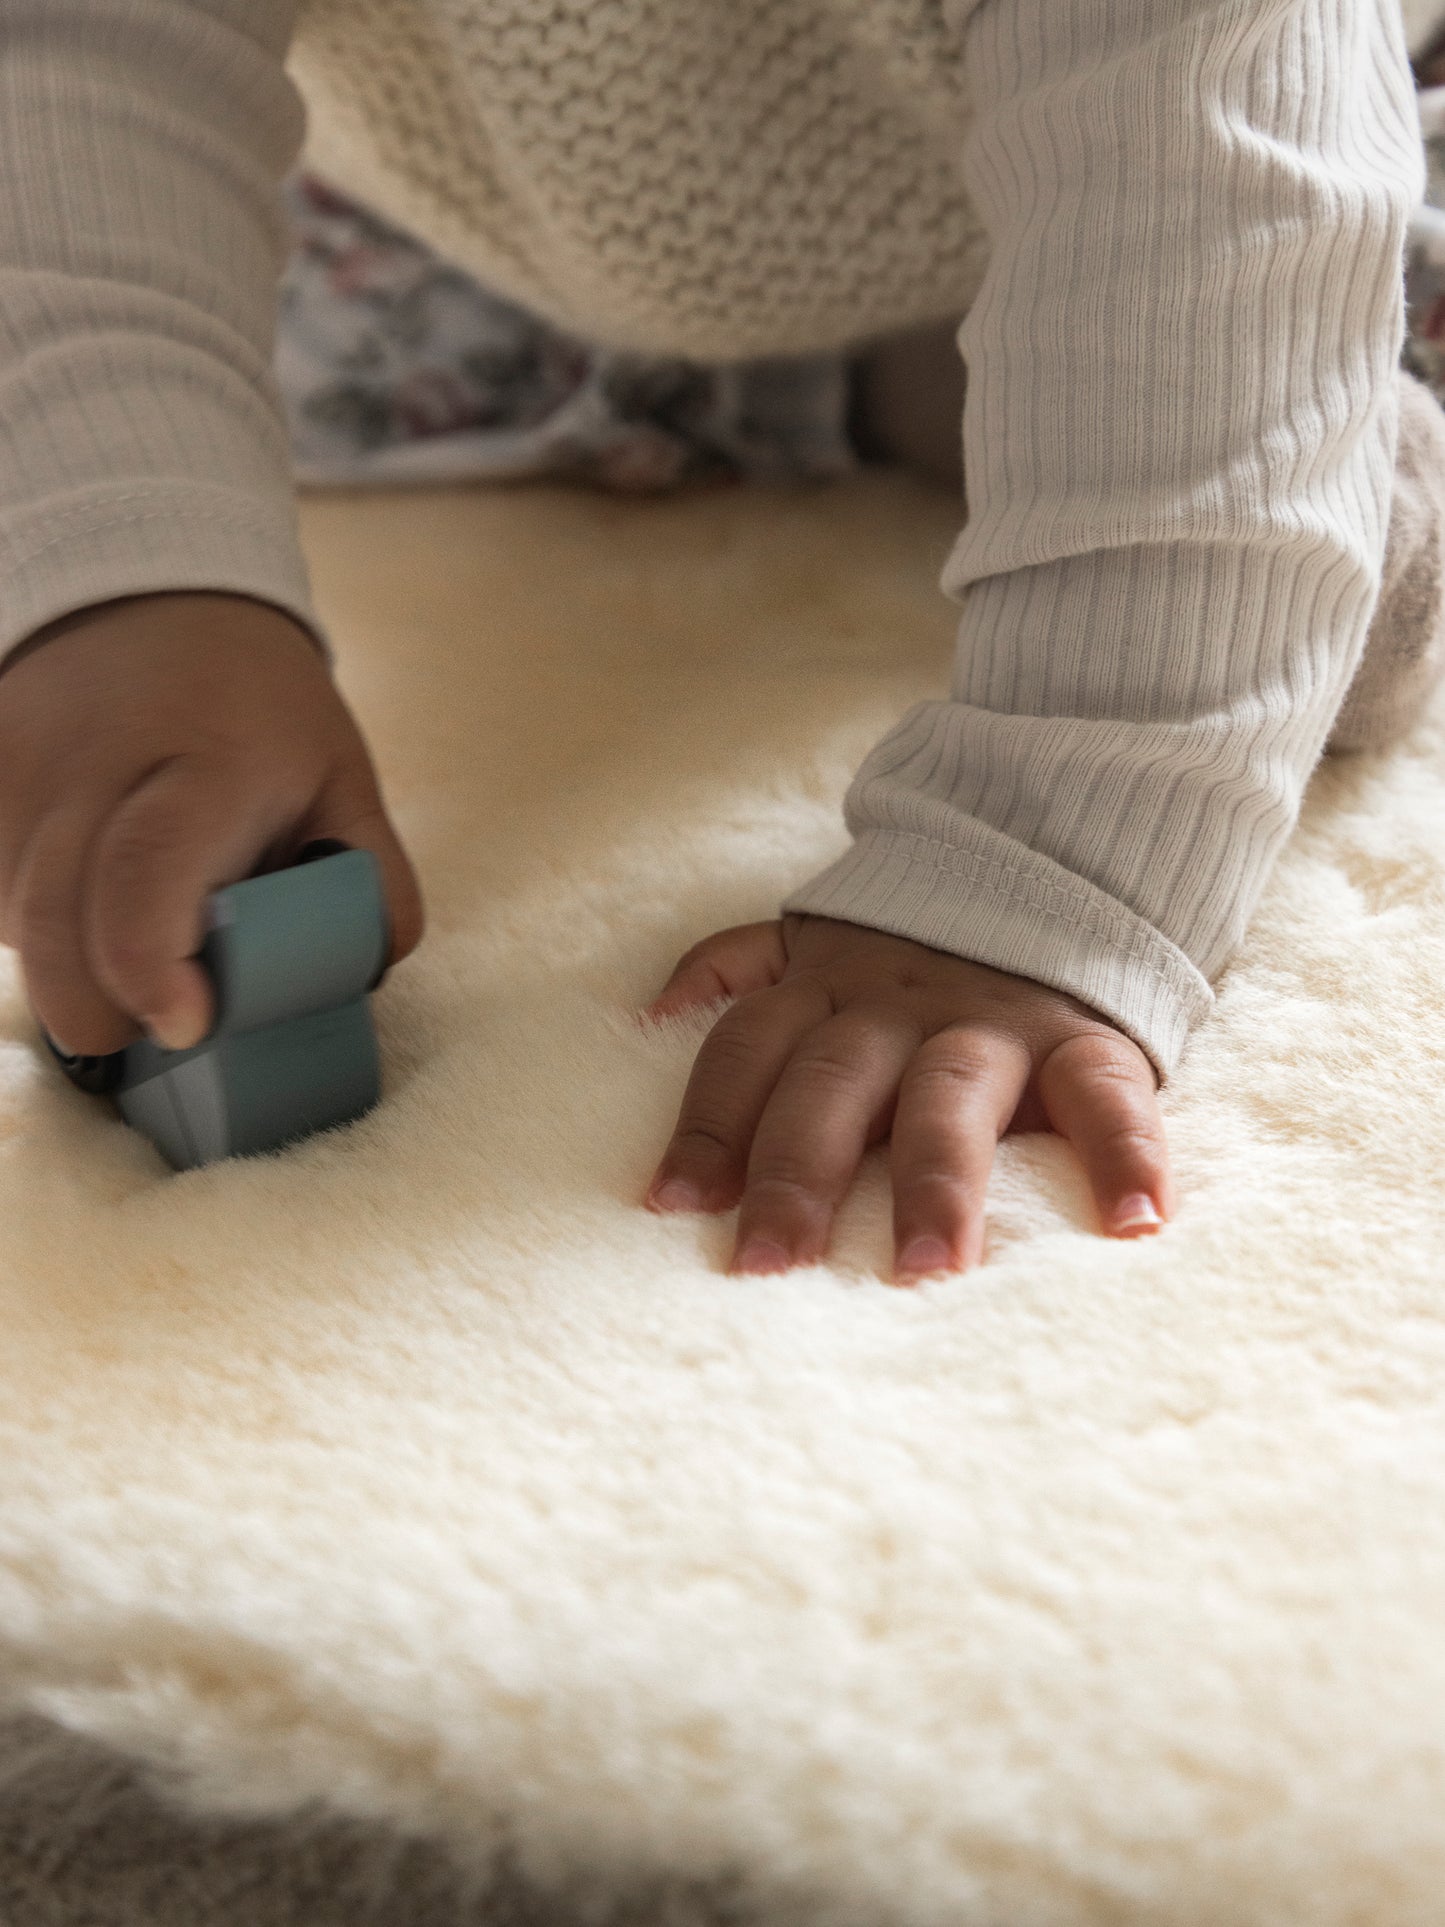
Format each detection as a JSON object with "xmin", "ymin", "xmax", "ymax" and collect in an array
[
  {"xmin": 0, "ymin": 480, "xmax": 334, "ymax": 669},
  {"xmin": 779, "ymin": 821, "xmax": 1214, "ymax": 1084}
]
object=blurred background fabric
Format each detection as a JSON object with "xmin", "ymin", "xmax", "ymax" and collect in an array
[
  {"xmin": 272, "ymin": 173, "xmax": 858, "ymax": 494},
  {"xmin": 275, "ymin": 56, "xmax": 1445, "ymax": 497}
]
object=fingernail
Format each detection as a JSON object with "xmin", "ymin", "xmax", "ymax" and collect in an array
[
  {"xmin": 647, "ymin": 1177, "xmax": 705, "ymax": 1213},
  {"xmin": 732, "ymin": 1239, "xmax": 792, "ymax": 1276},
  {"xmin": 1111, "ymin": 1192, "xmax": 1163, "ymax": 1234},
  {"xmin": 141, "ymin": 1010, "xmax": 206, "ymax": 1053},
  {"xmin": 895, "ymin": 1235, "xmax": 956, "ymax": 1283}
]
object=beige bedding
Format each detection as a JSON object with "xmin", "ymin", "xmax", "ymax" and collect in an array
[{"xmin": 2, "ymin": 470, "xmax": 1444, "ymax": 1924}]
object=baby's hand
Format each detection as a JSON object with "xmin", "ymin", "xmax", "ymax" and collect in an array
[
  {"xmin": 640, "ymin": 912, "xmax": 1172, "ymax": 1284},
  {"xmin": 0, "ymin": 591, "xmax": 424, "ymax": 1059}
]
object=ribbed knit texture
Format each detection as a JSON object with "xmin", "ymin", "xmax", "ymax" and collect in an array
[
  {"xmin": 0, "ymin": 1, "xmax": 1426, "ymax": 1078},
  {"xmin": 0, "ymin": 5, "xmax": 318, "ymax": 657}
]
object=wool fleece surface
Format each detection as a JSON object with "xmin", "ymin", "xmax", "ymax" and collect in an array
[{"xmin": 1, "ymin": 472, "xmax": 1445, "ymax": 1927}]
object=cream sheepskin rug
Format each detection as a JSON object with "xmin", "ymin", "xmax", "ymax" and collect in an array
[{"xmin": 2, "ymin": 471, "xmax": 1445, "ymax": 1926}]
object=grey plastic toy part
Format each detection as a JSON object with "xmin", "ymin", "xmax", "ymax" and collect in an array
[
  {"xmin": 200, "ymin": 846, "xmax": 388, "ymax": 1034},
  {"xmin": 42, "ymin": 843, "xmax": 390, "ymax": 1172},
  {"xmin": 115, "ymin": 996, "xmax": 381, "ymax": 1171}
]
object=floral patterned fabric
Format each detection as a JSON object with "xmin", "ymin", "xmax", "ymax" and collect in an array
[
  {"xmin": 273, "ymin": 175, "xmax": 857, "ymax": 493},
  {"xmin": 277, "ymin": 93, "xmax": 1445, "ymax": 494}
]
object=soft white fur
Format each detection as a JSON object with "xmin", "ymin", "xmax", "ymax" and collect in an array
[{"xmin": 2, "ymin": 471, "xmax": 1445, "ymax": 1925}]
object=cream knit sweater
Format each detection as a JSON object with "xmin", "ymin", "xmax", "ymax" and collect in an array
[{"xmin": 0, "ymin": 0, "xmax": 1425, "ymax": 1078}]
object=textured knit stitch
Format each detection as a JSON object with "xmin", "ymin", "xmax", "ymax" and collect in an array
[{"xmin": 0, "ymin": 0, "xmax": 1427, "ymax": 1078}]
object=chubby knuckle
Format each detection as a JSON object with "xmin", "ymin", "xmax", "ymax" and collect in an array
[
  {"xmin": 698, "ymin": 1021, "xmax": 759, "ymax": 1083},
  {"xmin": 676, "ymin": 926, "xmax": 737, "ymax": 966},
  {"xmin": 794, "ymin": 1046, "xmax": 865, "ymax": 1094},
  {"xmin": 1043, "ymin": 1028, "xmax": 1141, "ymax": 1083},
  {"xmin": 672, "ymin": 939, "xmax": 712, "ymax": 972},
  {"xmin": 671, "ymin": 1119, "xmax": 736, "ymax": 1163},
  {"xmin": 784, "ymin": 962, "xmax": 835, "ymax": 1007},
  {"xmin": 1092, "ymin": 1115, "xmax": 1164, "ymax": 1160},
  {"xmin": 1076, "ymin": 1065, "xmax": 1150, "ymax": 1112},
  {"xmin": 746, "ymin": 1168, "xmax": 825, "ymax": 1211},
  {"xmin": 910, "ymin": 1039, "xmax": 997, "ymax": 1090}
]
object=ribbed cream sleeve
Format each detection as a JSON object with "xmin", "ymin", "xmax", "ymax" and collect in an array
[
  {"xmin": 0, "ymin": 0, "xmax": 328, "ymax": 663},
  {"xmin": 783, "ymin": 0, "xmax": 1425, "ymax": 1081}
]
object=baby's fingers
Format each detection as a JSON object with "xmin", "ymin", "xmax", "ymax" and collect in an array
[
  {"xmin": 641, "ymin": 920, "xmax": 789, "ymax": 1023},
  {"xmin": 730, "ymin": 1008, "xmax": 921, "ymax": 1273},
  {"xmin": 1036, "ymin": 1032, "xmax": 1172, "ymax": 1235},
  {"xmin": 645, "ymin": 975, "xmax": 831, "ymax": 1214},
  {"xmin": 85, "ymin": 756, "xmax": 281, "ymax": 1051},
  {"xmin": 13, "ymin": 805, "xmax": 128, "ymax": 1058},
  {"xmin": 889, "ymin": 1026, "xmax": 1031, "ymax": 1282}
]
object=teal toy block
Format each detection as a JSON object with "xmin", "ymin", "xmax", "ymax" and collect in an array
[{"xmin": 39, "ymin": 841, "xmax": 390, "ymax": 1170}]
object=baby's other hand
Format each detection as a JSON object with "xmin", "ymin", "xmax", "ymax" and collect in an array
[
  {"xmin": 0, "ymin": 591, "xmax": 424, "ymax": 1060},
  {"xmin": 639, "ymin": 913, "xmax": 1172, "ymax": 1284}
]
